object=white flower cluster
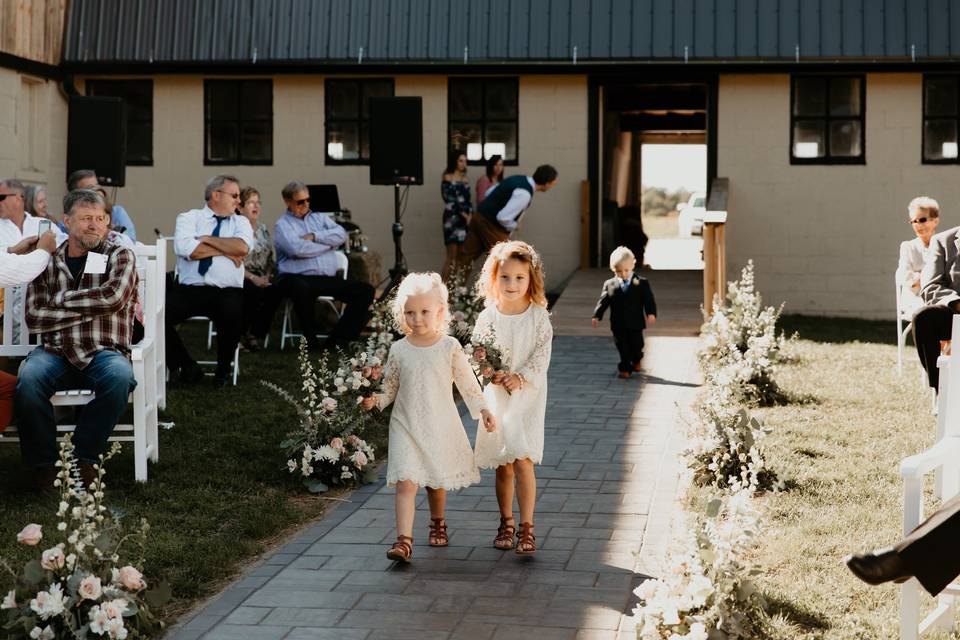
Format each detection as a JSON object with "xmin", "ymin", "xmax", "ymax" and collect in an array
[
  {"xmin": 633, "ymin": 491, "xmax": 766, "ymax": 639},
  {"xmin": 700, "ymin": 260, "xmax": 788, "ymax": 405},
  {"xmin": 447, "ymin": 268, "xmax": 485, "ymax": 340},
  {"xmin": 1, "ymin": 437, "xmax": 164, "ymax": 639}
]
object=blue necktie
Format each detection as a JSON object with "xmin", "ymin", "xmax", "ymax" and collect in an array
[
  {"xmin": 198, "ymin": 215, "xmax": 229, "ymax": 276},
  {"xmin": 621, "ymin": 278, "xmax": 630, "ymax": 292}
]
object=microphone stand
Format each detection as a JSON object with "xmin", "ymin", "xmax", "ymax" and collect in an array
[{"xmin": 378, "ymin": 182, "xmax": 408, "ymax": 300}]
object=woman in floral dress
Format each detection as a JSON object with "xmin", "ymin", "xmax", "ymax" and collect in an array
[{"xmin": 440, "ymin": 150, "xmax": 472, "ymax": 282}]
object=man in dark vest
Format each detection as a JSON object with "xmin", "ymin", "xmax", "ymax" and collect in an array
[{"xmin": 455, "ymin": 164, "xmax": 558, "ymax": 274}]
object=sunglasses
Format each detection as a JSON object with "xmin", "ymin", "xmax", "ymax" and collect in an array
[
  {"xmin": 911, "ymin": 217, "xmax": 937, "ymax": 224},
  {"xmin": 0, "ymin": 193, "xmax": 20, "ymax": 203},
  {"xmin": 296, "ymin": 197, "xmax": 310, "ymax": 206}
]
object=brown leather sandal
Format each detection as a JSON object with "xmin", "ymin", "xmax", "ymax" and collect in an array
[
  {"xmin": 515, "ymin": 522, "xmax": 536, "ymax": 555},
  {"xmin": 428, "ymin": 518, "xmax": 448, "ymax": 547},
  {"xmin": 386, "ymin": 535, "xmax": 413, "ymax": 563},
  {"xmin": 494, "ymin": 516, "xmax": 516, "ymax": 550}
]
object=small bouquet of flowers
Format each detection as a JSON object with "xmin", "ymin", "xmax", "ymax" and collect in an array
[
  {"xmin": 0, "ymin": 437, "xmax": 169, "ymax": 640},
  {"xmin": 464, "ymin": 326, "xmax": 511, "ymax": 394},
  {"xmin": 447, "ymin": 268, "xmax": 485, "ymax": 339}
]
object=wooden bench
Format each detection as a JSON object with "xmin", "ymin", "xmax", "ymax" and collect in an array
[{"xmin": 0, "ymin": 241, "xmax": 163, "ymax": 482}]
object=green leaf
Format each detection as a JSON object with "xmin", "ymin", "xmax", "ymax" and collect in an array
[
  {"xmin": 144, "ymin": 581, "xmax": 172, "ymax": 609},
  {"xmin": 94, "ymin": 532, "xmax": 114, "ymax": 554},
  {"xmin": 303, "ymin": 478, "xmax": 329, "ymax": 494},
  {"xmin": 22, "ymin": 560, "xmax": 45, "ymax": 586},
  {"xmin": 705, "ymin": 499, "xmax": 722, "ymax": 518},
  {"xmin": 122, "ymin": 602, "xmax": 139, "ymax": 618}
]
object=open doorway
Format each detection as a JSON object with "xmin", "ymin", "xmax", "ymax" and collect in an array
[{"xmin": 598, "ymin": 81, "xmax": 710, "ymax": 271}]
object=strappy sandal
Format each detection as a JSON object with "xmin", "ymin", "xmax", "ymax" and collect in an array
[
  {"xmin": 428, "ymin": 518, "xmax": 449, "ymax": 547},
  {"xmin": 386, "ymin": 535, "xmax": 413, "ymax": 563},
  {"xmin": 515, "ymin": 522, "xmax": 536, "ymax": 555},
  {"xmin": 493, "ymin": 516, "xmax": 516, "ymax": 550}
]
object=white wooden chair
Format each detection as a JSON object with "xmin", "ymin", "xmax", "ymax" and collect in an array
[
  {"xmin": 280, "ymin": 251, "xmax": 349, "ymax": 350},
  {"xmin": 901, "ymin": 315, "xmax": 960, "ymax": 639},
  {"xmin": 134, "ymin": 238, "xmax": 167, "ymax": 410},
  {"xmin": 896, "ymin": 271, "xmax": 914, "ymax": 375},
  {"xmin": 0, "ymin": 245, "xmax": 161, "ymax": 482}
]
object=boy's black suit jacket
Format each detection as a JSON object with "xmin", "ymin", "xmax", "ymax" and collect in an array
[{"xmin": 592, "ymin": 274, "xmax": 657, "ymax": 332}]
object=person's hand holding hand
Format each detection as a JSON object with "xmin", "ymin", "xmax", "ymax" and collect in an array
[
  {"xmin": 361, "ymin": 395, "xmax": 378, "ymax": 411},
  {"xmin": 8, "ymin": 236, "xmax": 38, "ymax": 255},
  {"xmin": 502, "ymin": 373, "xmax": 523, "ymax": 392},
  {"xmin": 491, "ymin": 371, "xmax": 506, "ymax": 385},
  {"xmin": 481, "ymin": 409, "xmax": 497, "ymax": 433},
  {"xmin": 591, "ymin": 317, "xmax": 599, "ymax": 328},
  {"xmin": 37, "ymin": 231, "xmax": 57, "ymax": 254},
  {"xmin": 254, "ymin": 275, "xmax": 270, "ymax": 288},
  {"xmin": 647, "ymin": 314, "xmax": 657, "ymax": 325}
]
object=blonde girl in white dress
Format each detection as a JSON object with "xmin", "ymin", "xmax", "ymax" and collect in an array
[
  {"xmin": 362, "ymin": 272, "xmax": 497, "ymax": 563},
  {"xmin": 472, "ymin": 241, "xmax": 553, "ymax": 555}
]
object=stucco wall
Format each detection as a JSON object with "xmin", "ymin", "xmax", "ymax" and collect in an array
[
  {"xmin": 0, "ymin": 68, "xmax": 67, "ymax": 206},
  {"xmin": 82, "ymin": 74, "xmax": 587, "ymax": 290},
  {"xmin": 718, "ymin": 73, "xmax": 960, "ymax": 319}
]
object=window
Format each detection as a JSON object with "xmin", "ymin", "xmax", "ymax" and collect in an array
[
  {"xmin": 204, "ymin": 80, "xmax": 272, "ymax": 165},
  {"xmin": 923, "ymin": 75, "xmax": 960, "ymax": 163},
  {"xmin": 324, "ymin": 79, "xmax": 394, "ymax": 164},
  {"xmin": 448, "ymin": 78, "xmax": 519, "ymax": 164},
  {"xmin": 790, "ymin": 75, "xmax": 865, "ymax": 164},
  {"xmin": 87, "ymin": 80, "xmax": 153, "ymax": 165}
]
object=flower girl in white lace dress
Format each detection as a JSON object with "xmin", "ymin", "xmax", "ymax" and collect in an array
[
  {"xmin": 472, "ymin": 241, "xmax": 553, "ymax": 555},
  {"xmin": 362, "ymin": 272, "xmax": 496, "ymax": 563}
]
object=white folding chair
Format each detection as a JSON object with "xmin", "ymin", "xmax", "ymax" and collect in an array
[{"xmin": 280, "ymin": 251, "xmax": 349, "ymax": 350}]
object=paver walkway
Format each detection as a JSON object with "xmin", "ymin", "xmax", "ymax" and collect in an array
[{"xmin": 170, "ymin": 270, "xmax": 702, "ymax": 640}]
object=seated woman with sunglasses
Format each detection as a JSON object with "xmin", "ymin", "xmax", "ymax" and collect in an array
[
  {"xmin": 264, "ymin": 180, "xmax": 375, "ymax": 352},
  {"xmin": 898, "ymin": 197, "xmax": 941, "ymax": 314}
]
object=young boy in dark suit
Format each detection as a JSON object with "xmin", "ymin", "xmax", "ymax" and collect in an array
[{"xmin": 591, "ymin": 246, "xmax": 657, "ymax": 378}]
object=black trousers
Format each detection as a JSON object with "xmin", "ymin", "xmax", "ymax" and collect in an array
[
  {"xmin": 262, "ymin": 274, "xmax": 374, "ymax": 349},
  {"xmin": 913, "ymin": 304, "xmax": 955, "ymax": 389},
  {"xmin": 613, "ymin": 329, "xmax": 645, "ymax": 372},
  {"xmin": 165, "ymin": 276, "xmax": 243, "ymax": 377},
  {"xmin": 898, "ymin": 494, "xmax": 960, "ymax": 596},
  {"xmin": 242, "ymin": 279, "xmax": 277, "ymax": 336}
]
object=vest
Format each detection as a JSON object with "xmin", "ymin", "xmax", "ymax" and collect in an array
[{"xmin": 478, "ymin": 175, "xmax": 534, "ymax": 226}]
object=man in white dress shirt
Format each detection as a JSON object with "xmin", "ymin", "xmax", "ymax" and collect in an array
[
  {"xmin": 898, "ymin": 197, "xmax": 940, "ymax": 313},
  {"xmin": 0, "ymin": 178, "xmax": 67, "ymax": 254},
  {"xmin": 166, "ymin": 175, "xmax": 252, "ymax": 386}
]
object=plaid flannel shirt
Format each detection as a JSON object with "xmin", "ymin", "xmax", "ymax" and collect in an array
[{"xmin": 26, "ymin": 239, "xmax": 138, "ymax": 369}]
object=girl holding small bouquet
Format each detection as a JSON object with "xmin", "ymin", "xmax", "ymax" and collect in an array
[
  {"xmin": 362, "ymin": 272, "xmax": 496, "ymax": 563},
  {"xmin": 472, "ymin": 241, "xmax": 553, "ymax": 555}
]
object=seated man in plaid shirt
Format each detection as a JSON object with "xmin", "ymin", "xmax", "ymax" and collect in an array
[{"xmin": 16, "ymin": 189, "xmax": 138, "ymax": 490}]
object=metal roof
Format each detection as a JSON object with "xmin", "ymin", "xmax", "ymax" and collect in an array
[{"xmin": 63, "ymin": 0, "xmax": 960, "ymax": 68}]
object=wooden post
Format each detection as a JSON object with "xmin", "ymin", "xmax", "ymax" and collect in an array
[
  {"xmin": 580, "ymin": 180, "xmax": 590, "ymax": 269},
  {"xmin": 716, "ymin": 223, "xmax": 726, "ymax": 301},
  {"xmin": 703, "ymin": 224, "xmax": 717, "ymax": 315}
]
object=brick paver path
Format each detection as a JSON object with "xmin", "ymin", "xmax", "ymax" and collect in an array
[{"xmin": 170, "ymin": 333, "xmax": 700, "ymax": 640}]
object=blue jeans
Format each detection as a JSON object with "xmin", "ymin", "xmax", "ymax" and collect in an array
[{"xmin": 16, "ymin": 348, "xmax": 136, "ymax": 466}]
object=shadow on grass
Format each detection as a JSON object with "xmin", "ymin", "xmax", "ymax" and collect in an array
[
  {"xmin": 778, "ymin": 314, "xmax": 896, "ymax": 346},
  {"xmin": 762, "ymin": 592, "xmax": 832, "ymax": 632}
]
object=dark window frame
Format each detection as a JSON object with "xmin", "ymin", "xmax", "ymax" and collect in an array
[
  {"xmin": 324, "ymin": 78, "xmax": 395, "ymax": 166},
  {"xmin": 203, "ymin": 79, "xmax": 273, "ymax": 166},
  {"xmin": 86, "ymin": 79, "xmax": 154, "ymax": 166},
  {"xmin": 922, "ymin": 73, "xmax": 960, "ymax": 165},
  {"xmin": 789, "ymin": 74, "xmax": 866, "ymax": 165},
  {"xmin": 448, "ymin": 77, "xmax": 520, "ymax": 166}
]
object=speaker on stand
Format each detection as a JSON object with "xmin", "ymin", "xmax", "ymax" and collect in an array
[
  {"xmin": 67, "ymin": 95, "xmax": 127, "ymax": 187},
  {"xmin": 368, "ymin": 97, "xmax": 423, "ymax": 299}
]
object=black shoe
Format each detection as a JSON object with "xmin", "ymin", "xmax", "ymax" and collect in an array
[
  {"xmin": 844, "ymin": 548, "xmax": 912, "ymax": 585},
  {"xmin": 179, "ymin": 362, "xmax": 204, "ymax": 385}
]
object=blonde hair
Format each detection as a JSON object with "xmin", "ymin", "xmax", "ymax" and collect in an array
[
  {"xmin": 609, "ymin": 246, "xmax": 635, "ymax": 271},
  {"xmin": 476, "ymin": 241, "xmax": 548, "ymax": 308},
  {"xmin": 391, "ymin": 272, "xmax": 450, "ymax": 335},
  {"xmin": 908, "ymin": 196, "xmax": 940, "ymax": 219}
]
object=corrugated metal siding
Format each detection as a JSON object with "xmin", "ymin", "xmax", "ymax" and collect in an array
[{"xmin": 63, "ymin": 0, "xmax": 960, "ymax": 64}]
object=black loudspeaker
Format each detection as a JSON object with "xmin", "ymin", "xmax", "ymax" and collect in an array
[
  {"xmin": 67, "ymin": 95, "xmax": 127, "ymax": 187},
  {"xmin": 369, "ymin": 97, "xmax": 423, "ymax": 185}
]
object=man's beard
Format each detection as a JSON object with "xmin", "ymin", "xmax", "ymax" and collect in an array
[{"xmin": 78, "ymin": 233, "xmax": 104, "ymax": 251}]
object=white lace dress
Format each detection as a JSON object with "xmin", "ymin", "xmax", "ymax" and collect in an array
[
  {"xmin": 377, "ymin": 335, "xmax": 486, "ymax": 490},
  {"xmin": 473, "ymin": 304, "xmax": 553, "ymax": 468}
]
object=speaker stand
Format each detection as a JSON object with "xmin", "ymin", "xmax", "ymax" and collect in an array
[{"xmin": 378, "ymin": 183, "xmax": 408, "ymax": 300}]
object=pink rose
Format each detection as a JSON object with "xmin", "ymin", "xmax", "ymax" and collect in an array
[
  {"xmin": 353, "ymin": 451, "xmax": 368, "ymax": 468},
  {"xmin": 481, "ymin": 365, "xmax": 494, "ymax": 379},
  {"xmin": 78, "ymin": 576, "xmax": 102, "ymax": 601},
  {"xmin": 361, "ymin": 366, "xmax": 372, "ymax": 378},
  {"xmin": 116, "ymin": 566, "xmax": 145, "ymax": 591},
  {"xmin": 473, "ymin": 347, "xmax": 486, "ymax": 361},
  {"xmin": 330, "ymin": 437, "xmax": 344, "ymax": 452},
  {"xmin": 40, "ymin": 547, "xmax": 65, "ymax": 571},
  {"xmin": 16, "ymin": 524, "xmax": 42, "ymax": 546},
  {"xmin": 102, "ymin": 598, "xmax": 128, "ymax": 619},
  {"xmin": 370, "ymin": 365, "xmax": 382, "ymax": 381}
]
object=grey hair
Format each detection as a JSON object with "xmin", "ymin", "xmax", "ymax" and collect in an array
[
  {"xmin": 281, "ymin": 180, "xmax": 308, "ymax": 201},
  {"xmin": 908, "ymin": 196, "xmax": 940, "ymax": 218},
  {"xmin": 0, "ymin": 178, "xmax": 25, "ymax": 193},
  {"xmin": 23, "ymin": 185, "xmax": 46, "ymax": 214},
  {"xmin": 62, "ymin": 189, "xmax": 107, "ymax": 217},
  {"xmin": 67, "ymin": 169, "xmax": 97, "ymax": 191},
  {"xmin": 204, "ymin": 174, "xmax": 239, "ymax": 201},
  {"xmin": 609, "ymin": 246, "xmax": 635, "ymax": 270}
]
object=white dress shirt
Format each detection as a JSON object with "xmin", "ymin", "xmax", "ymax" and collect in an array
[
  {"xmin": 496, "ymin": 177, "xmax": 536, "ymax": 231},
  {"xmin": 0, "ymin": 248, "xmax": 51, "ymax": 286},
  {"xmin": 898, "ymin": 236, "xmax": 929, "ymax": 313},
  {"xmin": 0, "ymin": 212, "xmax": 67, "ymax": 250},
  {"xmin": 174, "ymin": 206, "xmax": 253, "ymax": 288}
]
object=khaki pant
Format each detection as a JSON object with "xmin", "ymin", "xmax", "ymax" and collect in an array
[{"xmin": 455, "ymin": 214, "xmax": 510, "ymax": 273}]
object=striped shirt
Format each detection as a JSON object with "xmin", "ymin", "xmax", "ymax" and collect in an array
[{"xmin": 26, "ymin": 239, "xmax": 138, "ymax": 369}]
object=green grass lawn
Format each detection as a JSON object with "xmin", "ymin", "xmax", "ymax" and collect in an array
[
  {"xmin": 0, "ymin": 324, "xmax": 365, "ymax": 623},
  {"xmin": 733, "ymin": 316, "xmax": 953, "ymax": 638}
]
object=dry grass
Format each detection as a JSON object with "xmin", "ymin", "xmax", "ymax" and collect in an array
[{"xmin": 733, "ymin": 327, "xmax": 959, "ymax": 638}]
